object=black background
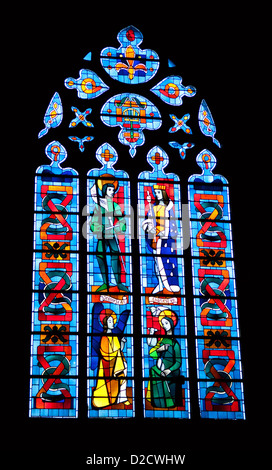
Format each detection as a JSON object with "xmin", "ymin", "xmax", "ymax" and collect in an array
[{"xmin": 7, "ymin": 4, "xmax": 266, "ymax": 466}]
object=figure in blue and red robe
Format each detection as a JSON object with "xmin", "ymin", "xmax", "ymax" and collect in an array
[{"xmin": 142, "ymin": 183, "xmax": 180, "ymax": 294}]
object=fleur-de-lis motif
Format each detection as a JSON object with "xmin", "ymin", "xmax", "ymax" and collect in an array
[
  {"xmin": 115, "ymin": 45, "xmax": 147, "ymax": 81},
  {"xmin": 101, "ymin": 25, "xmax": 159, "ymax": 84}
]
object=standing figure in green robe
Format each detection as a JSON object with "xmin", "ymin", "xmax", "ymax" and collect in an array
[
  {"xmin": 146, "ymin": 310, "xmax": 182, "ymax": 408},
  {"xmin": 90, "ymin": 175, "xmax": 129, "ymax": 292}
]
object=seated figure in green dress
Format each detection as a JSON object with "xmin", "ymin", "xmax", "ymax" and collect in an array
[{"xmin": 146, "ymin": 309, "xmax": 183, "ymax": 408}]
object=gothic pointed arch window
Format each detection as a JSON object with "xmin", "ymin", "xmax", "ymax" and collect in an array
[{"xmin": 29, "ymin": 25, "xmax": 245, "ymax": 420}]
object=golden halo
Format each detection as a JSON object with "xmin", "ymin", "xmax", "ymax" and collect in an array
[
  {"xmin": 97, "ymin": 173, "xmax": 119, "ymax": 191},
  {"xmin": 99, "ymin": 308, "xmax": 117, "ymax": 326},
  {"xmin": 158, "ymin": 309, "xmax": 177, "ymax": 328}
]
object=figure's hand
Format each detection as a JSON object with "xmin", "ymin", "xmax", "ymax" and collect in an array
[
  {"xmin": 114, "ymin": 224, "xmax": 121, "ymax": 234},
  {"xmin": 161, "ymin": 369, "xmax": 171, "ymax": 377},
  {"xmin": 157, "ymin": 343, "xmax": 170, "ymax": 352},
  {"xmin": 146, "ymin": 190, "xmax": 152, "ymax": 203},
  {"xmin": 91, "ymin": 224, "xmax": 103, "ymax": 236},
  {"xmin": 120, "ymin": 337, "xmax": 126, "ymax": 351},
  {"xmin": 149, "ymin": 327, "xmax": 157, "ymax": 335}
]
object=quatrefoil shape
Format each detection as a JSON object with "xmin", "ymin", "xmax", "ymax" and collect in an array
[{"xmin": 69, "ymin": 107, "xmax": 94, "ymax": 128}]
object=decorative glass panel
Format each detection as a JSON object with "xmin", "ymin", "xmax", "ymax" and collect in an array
[
  {"xmin": 38, "ymin": 92, "xmax": 63, "ymax": 139},
  {"xmin": 198, "ymin": 99, "xmax": 221, "ymax": 148},
  {"xmin": 100, "ymin": 25, "xmax": 160, "ymax": 84},
  {"xmin": 64, "ymin": 69, "xmax": 109, "ymax": 99},
  {"xmin": 151, "ymin": 75, "xmax": 196, "ymax": 106},
  {"xmin": 100, "ymin": 93, "xmax": 162, "ymax": 157}
]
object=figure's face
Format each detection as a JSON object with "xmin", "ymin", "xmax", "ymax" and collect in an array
[
  {"xmin": 107, "ymin": 316, "xmax": 115, "ymax": 329},
  {"xmin": 154, "ymin": 189, "xmax": 163, "ymax": 200},
  {"xmin": 106, "ymin": 186, "xmax": 115, "ymax": 198},
  {"xmin": 161, "ymin": 318, "xmax": 171, "ymax": 331}
]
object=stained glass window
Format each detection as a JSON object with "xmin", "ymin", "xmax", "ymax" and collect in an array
[{"xmin": 30, "ymin": 24, "xmax": 246, "ymax": 421}]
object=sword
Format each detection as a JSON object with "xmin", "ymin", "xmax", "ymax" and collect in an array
[
  {"xmin": 107, "ymin": 216, "xmax": 127, "ymax": 274},
  {"xmin": 146, "ymin": 190, "xmax": 156, "ymax": 243}
]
